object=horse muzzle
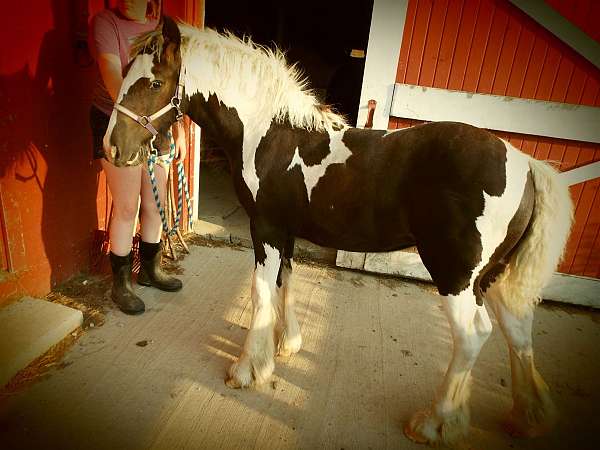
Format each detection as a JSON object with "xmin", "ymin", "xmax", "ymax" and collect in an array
[{"xmin": 104, "ymin": 144, "xmax": 144, "ymax": 167}]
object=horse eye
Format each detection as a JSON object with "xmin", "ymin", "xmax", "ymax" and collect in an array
[{"xmin": 150, "ymin": 80, "xmax": 163, "ymax": 90}]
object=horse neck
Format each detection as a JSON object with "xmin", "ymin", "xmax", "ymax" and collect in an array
[
  {"xmin": 180, "ymin": 41, "xmax": 329, "ymax": 134},
  {"xmin": 184, "ymin": 91, "xmax": 245, "ymax": 165}
]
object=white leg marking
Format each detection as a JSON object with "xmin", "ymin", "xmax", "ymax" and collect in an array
[
  {"xmin": 487, "ymin": 285, "xmax": 558, "ymax": 437},
  {"xmin": 227, "ymin": 244, "xmax": 281, "ymax": 388},
  {"xmin": 405, "ymin": 290, "xmax": 492, "ymax": 445},
  {"xmin": 287, "ymin": 128, "xmax": 352, "ymax": 201},
  {"xmin": 276, "ymin": 259, "xmax": 302, "ymax": 357}
]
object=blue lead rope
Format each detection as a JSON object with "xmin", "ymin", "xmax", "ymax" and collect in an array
[{"xmin": 147, "ymin": 130, "xmax": 193, "ymax": 236}]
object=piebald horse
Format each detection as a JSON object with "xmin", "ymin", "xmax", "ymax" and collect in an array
[{"xmin": 104, "ymin": 17, "xmax": 573, "ymax": 446}]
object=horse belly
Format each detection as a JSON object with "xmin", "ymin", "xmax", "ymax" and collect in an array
[{"xmin": 298, "ymin": 195, "xmax": 415, "ymax": 252}]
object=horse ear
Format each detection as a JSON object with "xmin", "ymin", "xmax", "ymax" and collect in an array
[
  {"xmin": 160, "ymin": 16, "xmax": 181, "ymax": 65},
  {"xmin": 161, "ymin": 16, "xmax": 181, "ymax": 49}
]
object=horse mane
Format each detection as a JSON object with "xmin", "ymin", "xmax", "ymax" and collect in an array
[
  {"xmin": 131, "ymin": 23, "xmax": 348, "ymax": 132},
  {"xmin": 130, "ymin": 28, "xmax": 164, "ymax": 61}
]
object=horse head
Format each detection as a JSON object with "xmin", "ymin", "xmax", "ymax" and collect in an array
[{"xmin": 104, "ymin": 16, "xmax": 182, "ymax": 167}]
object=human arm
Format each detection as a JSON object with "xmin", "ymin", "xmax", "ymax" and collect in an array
[
  {"xmin": 97, "ymin": 53, "xmax": 123, "ymax": 101},
  {"xmin": 91, "ymin": 12, "xmax": 123, "ymax": 101}
]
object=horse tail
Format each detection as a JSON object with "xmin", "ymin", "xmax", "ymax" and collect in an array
[{"xmin": 492, "ymin": 157, "xmax": 574, "ymax": 316}]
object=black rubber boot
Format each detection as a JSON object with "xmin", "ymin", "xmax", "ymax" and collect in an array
[
  {"xmin": 137, "ymin": 241, "xmax": 183, "ymax": 292},
  {"xmin": 109, "ymin": 252, "xmax": 145, "ymax": 315}
]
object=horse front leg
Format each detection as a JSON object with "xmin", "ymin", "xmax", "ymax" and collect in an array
[
  {"xmin": 276, "ymin": 254, "xmax": 302, "ymax": 357},
  {"xmin": 226, "ymin": 223, "xmax": 284, "ymax": 388}
]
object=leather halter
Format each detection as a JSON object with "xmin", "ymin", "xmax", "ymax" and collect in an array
[{"xmin": 113, "ymin": 67, "xmax": 185, "ymax": 136}]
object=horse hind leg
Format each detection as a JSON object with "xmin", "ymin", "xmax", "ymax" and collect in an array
[
  {"xmin": 404, "ymin": 290, "xmax": 493, "ymax": 446},
  {"xmin": 486, "ymin": 284, "xmax": 558, "ymax": 437},
  {"xmin": 480, "ymin": 155, "xmax": 572, "ymax": 437}
]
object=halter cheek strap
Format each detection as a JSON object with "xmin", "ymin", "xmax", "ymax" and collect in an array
[
  {"xmin": 113, "ymin": 67, "xmax": 186, "ymax": 137},
  {"xmin": 113, "ymin": 104, "xmax": 160, "ymax": 136}
]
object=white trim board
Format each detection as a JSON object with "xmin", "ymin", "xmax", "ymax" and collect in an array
[
  {"xmin": 509, "ymin": 0, "xmax": 600, "ymax": 70},
  {"xmin": 560, "ymin": 161, "xmax": 600, "ymax": 186},
  {"xmin": 356, "ymin": 0, "xmax": 408, "ymax": 129},
  {"xmin": 336, "ymin": 250, "xmax": 600, "ymax": 309},
  {"xmin": 391, "ymin": 83, "xmax": 600, "ymax": 144},
  {"xmin": 192, "ymin": 124, "xmax": 201, "ymax": 221}
]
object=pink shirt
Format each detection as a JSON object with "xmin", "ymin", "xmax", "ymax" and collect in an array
[{"xmin": 90, "ymin": 9, "xmax": 159, "ymax": 115}]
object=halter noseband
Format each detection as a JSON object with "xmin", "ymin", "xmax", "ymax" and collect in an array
[{"xmin": 113, "ymin": 67, "xmax": 185, "ymax": 137}]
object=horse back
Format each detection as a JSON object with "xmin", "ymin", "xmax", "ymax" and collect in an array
[{"xmin": 250, "ymin": 121, "xmax": 514, "ymax": 253}]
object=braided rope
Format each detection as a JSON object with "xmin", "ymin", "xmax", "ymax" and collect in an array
[{"xmin": 147, "ymin": 130, "xmax": 193, "ymax": 236}]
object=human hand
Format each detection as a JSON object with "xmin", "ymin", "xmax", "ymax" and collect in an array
[
  {"xmin": 173, "ymin": 122, "xmax": 186, "ymax": 162},
  {"xmin": 175, "ymin": 134, "xmax": 187, "ymax": 162}
]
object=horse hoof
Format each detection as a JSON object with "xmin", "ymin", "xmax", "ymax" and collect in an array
[
  {"xmin": 403, "ymin": 414, "xmax": 430, "ymax": 444},
  {"xmin": 404, "ymin": 410, "xmax": 437, "ymax": 445},
  {"xmin": 502, "ymin": 411, "xmax": 557, "ymax": 438},
  {"xmin": 277, "ymin": 332, "xmax": 302, "ymax": 357},
  {"xmin": 225, "ymin": 376, "xmax": 244, "ymax": 389},
  {"xmin": 226, "ymin": 356, "xmax": 274, "ymax": 389},
  {"xmin": 226, "ymin": 359, "xmax": 254, "ymax": 389},
  {"xmin": 404, "ymin": 408, "xmax": 469, "ymax": 446}
]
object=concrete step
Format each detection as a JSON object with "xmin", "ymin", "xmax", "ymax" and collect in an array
[{"xmin": 0, "ymin": 297, "xmax": 83, "ymax": 387}]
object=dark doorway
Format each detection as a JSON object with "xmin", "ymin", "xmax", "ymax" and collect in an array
[{"xmin": 205, "ymin": 0, "xmax": 373, "ymax": 127}]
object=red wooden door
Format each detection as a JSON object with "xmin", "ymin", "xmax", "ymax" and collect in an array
[{"xmin": 389, "ymin": 0, "xmax": 600, "ymax": 278}]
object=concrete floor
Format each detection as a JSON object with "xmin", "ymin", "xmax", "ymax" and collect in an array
[{"xmin": 1, "ymin": 242, "xmax": 599, "ymax": 450}]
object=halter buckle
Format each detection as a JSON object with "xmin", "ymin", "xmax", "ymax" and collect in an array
[
  {"xmin": 139, "ymin": 116, "xmax": 150, "ymax": 126},
  {"xmin": 171, "ymin": 97, "xmax": 183, "ymax": 121}
]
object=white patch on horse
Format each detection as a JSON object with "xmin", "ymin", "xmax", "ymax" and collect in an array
[
  {"xmin": 287, "ymin": 128, "xmax": 353, "ymax": 201},
  {"xmin": 104, "ymin": 54, "xmax": 156, "ymax": 151},
  {"xmin": 243, "ymin": 123, "xmax": 271, "ymax": 201},
  {"xmin": 468, "ymin": 141, "xmax": 530, "ymax": 291}
]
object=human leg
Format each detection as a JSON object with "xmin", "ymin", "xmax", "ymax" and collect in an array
[
  {"xmin": 138, "ymin": 161, "xmax": 182, "ymax": 291},
  {"xmin": 101, "ymin": 159, "xmax": 145, "ymax": 314}
]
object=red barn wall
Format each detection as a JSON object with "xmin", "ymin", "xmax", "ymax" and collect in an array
[
  {"xmin": 389, "ymin": 0, "xmax": 600, "ymax": 278},
  {"xmin": 0, "ymin": 1, "xmax": 99, "ymax": 303}
]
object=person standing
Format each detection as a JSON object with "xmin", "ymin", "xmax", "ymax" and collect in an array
[{"xmin": 89, "ymin": 0, "xmax": 185, "ymax": 315}]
